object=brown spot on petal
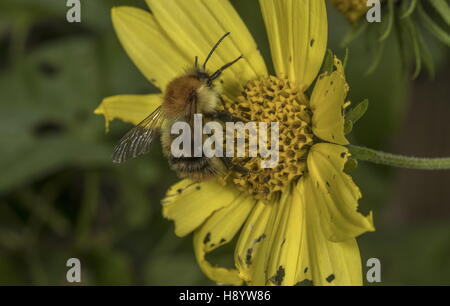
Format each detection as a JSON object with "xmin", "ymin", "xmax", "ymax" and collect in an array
[
  {"xmin": 326, "ymin": 274, "xmax": 335, "ymax": 283},
  {"xmin": 246, "ymin": 248, "xmax": 253, "ymax": 265},
  {"xmin": 269, "ymin": 266, "xmax": 285, "ymax": 286},
  {"xmin": 203, "ymin": 232, "xmax": 211, "ymax": 245}
]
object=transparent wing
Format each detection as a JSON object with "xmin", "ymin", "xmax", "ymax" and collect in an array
[{"xmin": 112, "ymin": 106, "xmax": 164, "ymax": 163}]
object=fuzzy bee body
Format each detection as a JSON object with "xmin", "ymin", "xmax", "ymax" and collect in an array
[
  {"xmin": 166, "ymin": 156, "xmax": 225, "ymax": 181},
  {"xmin": 159, "ymin": 109, "xmax": 227, "ymax": 181},
  {"xmin": 112, "ymin": 33, "xmax": 245, "ymax": 181}
]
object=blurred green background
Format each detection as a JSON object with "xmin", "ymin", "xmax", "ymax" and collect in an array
[{"xmin": 0, "ymin": 0, "xmax": 449, "ymax": 285}]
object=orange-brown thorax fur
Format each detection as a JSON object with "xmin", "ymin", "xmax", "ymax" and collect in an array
[
  {"xmin": 162, "ymin": 76, "xmax": 203, "ymax": 118},
  {"xmin": 162, "ymin": 72, "xmax": 219, "ymax": 120}
]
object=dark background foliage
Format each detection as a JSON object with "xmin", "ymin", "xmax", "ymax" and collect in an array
[{"xmin": 0, "ymin": 0, "xmax": 449, "ymax": 285}]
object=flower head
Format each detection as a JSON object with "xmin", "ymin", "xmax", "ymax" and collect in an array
[
  {"xmin": 329, "ymin": 0, "xmax": 370, "ymax": 23},
  {"xmin": 95, "ymin": 0, "xmax": 375, "ymax": 286}
]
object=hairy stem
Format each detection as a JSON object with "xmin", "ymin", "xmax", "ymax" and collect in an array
[{"xmin": 348, "ymin": 145, "xmax": 450, "ymax": 170}]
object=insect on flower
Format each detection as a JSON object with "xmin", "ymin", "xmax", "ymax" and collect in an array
[
  {"xmin": 112, "ymin": 32, "xmax": 248, "ymax": 181},
  {"xmin": 96, "ymin": 1, "xmax": 376, "ymax": 286}
]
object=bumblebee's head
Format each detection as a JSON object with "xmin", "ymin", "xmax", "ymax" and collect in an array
[
  {"xmin": 191, "ymin": 66, "xmax": 210, "ymax": 83},
  {"xmin": 192, "ymin": 32, "xmax": 244, "ymax": 87},
  {"xmin": 162, "ymin": 33, "xmax": 243, "ymax": 118}
]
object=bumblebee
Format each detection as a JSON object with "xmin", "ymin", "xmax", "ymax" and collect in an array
[{"xmin": 112, "ymin": 32, "xmax": 246, "ymax": 181}]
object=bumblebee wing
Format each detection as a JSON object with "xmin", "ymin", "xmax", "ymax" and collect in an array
[{"xmin": 112, "ymin": 106, "xmax": 164, "ymax": 163}]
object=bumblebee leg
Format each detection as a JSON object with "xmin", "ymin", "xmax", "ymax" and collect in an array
[
  {"xmin": 222, "ymin": 157, "xmax": 249, "ymax": 175},
  {"xmin": 206, "ymin": 111, "xmax": 245, "ymax": 123},
  {"xmin": 219, "ymin": 96, "xmax": 228, "ymax": 111}
]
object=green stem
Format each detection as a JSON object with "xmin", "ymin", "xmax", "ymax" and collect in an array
[{"xmin": 348, "ymin": 145, "xmax": 450, "ymax": 170}]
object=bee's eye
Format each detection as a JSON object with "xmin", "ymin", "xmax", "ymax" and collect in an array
[{"xmin": 197, "ymin": 71, "xmax": 210, "ymax": 80}]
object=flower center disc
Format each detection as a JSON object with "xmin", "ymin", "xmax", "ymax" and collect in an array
[{"xmin": 227, "ymin": 76, "xmax": 314, "ymax": 201}]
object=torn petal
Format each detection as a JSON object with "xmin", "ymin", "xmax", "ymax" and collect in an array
[
  {"xmin": 162, "ymin": 180, "xmax": 241, "ymax": 237},
  {"xmin": 298, "ymin": 179, "xmax": 364, "ymax": 286},
  {"xmin": 310, "ymin": 57, "xmax": 349, "ymax": 145},
  {"xmin": 235, "ymin": 190, "xmax": 309, "ymax": 286},
  {"xmin": 306, "ymin": 143, "xmax": 375, "ymax": 242},
  {"xmin": 94, "ymin": 94, "xmax": 162, "ymax": 131},
  {"xmin": 193, "ymin": 194, "xmax": 255, "ymax": 285},
  {"xmin": 234, "ymin": 201, "xmax": 274, "ymax": 284}
]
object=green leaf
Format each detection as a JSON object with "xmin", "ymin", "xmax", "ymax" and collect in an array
[
  {"xmin": 344, "ymin": 157, "xmax": 359, "ymax": 173},
  {"xmin": 400, "ymin": 0, "xmax": 418, "ymax": 19},
  {"xmin": 343, "ymin": 48, "xmax": 349, "ymax": 69},
  {"xmin": 346, "ymin": 99, "xmax": 369, "ymax": 124},
  {"xmin": 379, "ymin": 0, "xmax": 395, "ymax": 41},
  {"xmin": 429, "ymin": 0, "xmax": 450, "ymax": 26},
  {"xmin": 365, "ymin": 39, "xmax": 385, "ymax": 75},
  {"xmin": 0, "ymin": 136, "xmax": 110, "ymax": 193},
  {"xmin": 340, "ymin": 19, "xmax": 368, "ymax": 47},
  {"xmin": 0, "ymin": 37, "xmax": 129, "ymax": 193},
  {"xmin": 402, "ymin": 16, "xmax": 422, "ymax": 78},
  {"xmin": 418, "ymin": 2, "xmax": 450, "ymax": 46},
  {"xmin": 344, "ymin": 119, "xmax": 353, "ymax": 135},
  {"xmin": 417, "ymin": 28, "xmax": 436, "ymax": 78},
  {"xmin": 321, "ymin": 49, "xmax": 334, "ymax": 74}
]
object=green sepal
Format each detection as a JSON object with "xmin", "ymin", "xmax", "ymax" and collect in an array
[
  {"xmin": 429, "ymin": 0, "xmax": 450, "ymax": 27},
  {"xmin": 344, "ymin": 157, "xmax": 359, "ymax": 173},
  {"xmin": 400, "ymin": 0, "xmax": 417, "ymax": 19},
  {"xmin": 346, "ymin": 99, "xmax": 369, "ymax": 126},
  {"xmin": 344, "ymin": 99, "xmax": 368, "ymax": 135},
  {"xmin": 343, "ymin": 48, "xmax": 349, "ymax": 69},
  {"xmin": 344, "ymin": 119, "xmax": 353, "ymax": 135},
  {"xmin": 418, "ymin": 1, "xmax": 450, "ymax": 47},
  {"xmin": 321, "ymin": 49, "xmax": 334, "ymax": 74}
]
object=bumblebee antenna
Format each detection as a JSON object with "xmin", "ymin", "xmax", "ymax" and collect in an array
[
  {"xmin": 208, "ymin": 55, "xmax": 243, "ymax": 85},
  {"xmin": 203, "ymin": 32, "xmax": 231, "ymax": 70},
  {"xmin": 194, "ymin": 56, "xmax": 198, "ymax": 68}
]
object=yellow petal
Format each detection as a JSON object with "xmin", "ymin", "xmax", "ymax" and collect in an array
[
  {"xmin": 234, "ymin": 200, "xmax": 275, "ymax": 284},
  {"xmin": 235, "ymin": 190, "xmax": 309, "ymax": 286},
  {"xmin": 94, "ymin": 94, "xmax": 162, "ymax": 130},
  {"xmin": 235, "ymin": 179, "xmax": 364, "ymax": 286},
  {"xmin": 111, "ymin": 6, "xmax": 191, "ymax": 89},
  {"xmin": 310, "ymin": 56, "xmax": 349, "ymax": 145},
  {"xmin": 162, "ymin": 180, "xmax": 240, "ymax": 237},
  {"xmin": 193, "ymin": 194, "xmax": 255, "ymax": 285},
  {"xmin": 264, "ymin": 188, "xmax": 309, "ymax": 286},
  {"xmin": 298, "ymin": 179, "xmax": 364, "ymax": 286},
  {"xmin": 145, "ymin": 0, "xmax": 267, "ymax": 98},
  {"xmin": 307, "ymin": 143, "xmax": 375, "ymax": 242},
  {"xmin": 259, "ymin": 0, "xmax": 327, "ymax": 91}
]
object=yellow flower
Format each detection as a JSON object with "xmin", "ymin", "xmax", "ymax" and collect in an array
[
  {"xmin": 329, "ymin": 0, "xmax": 370, "ymax": 23},
  {"xmin": 95, "ymin": 0, "xmax": 375, "ymax": 286}
]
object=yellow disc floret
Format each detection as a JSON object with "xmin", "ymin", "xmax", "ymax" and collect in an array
[
  {"xmin": 330, "ymin": 0, "xmax": 369, "ymax": 23},
  {"xmin": 227, "ymin": 76, "xmax": 314, "ymax": 201}
]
